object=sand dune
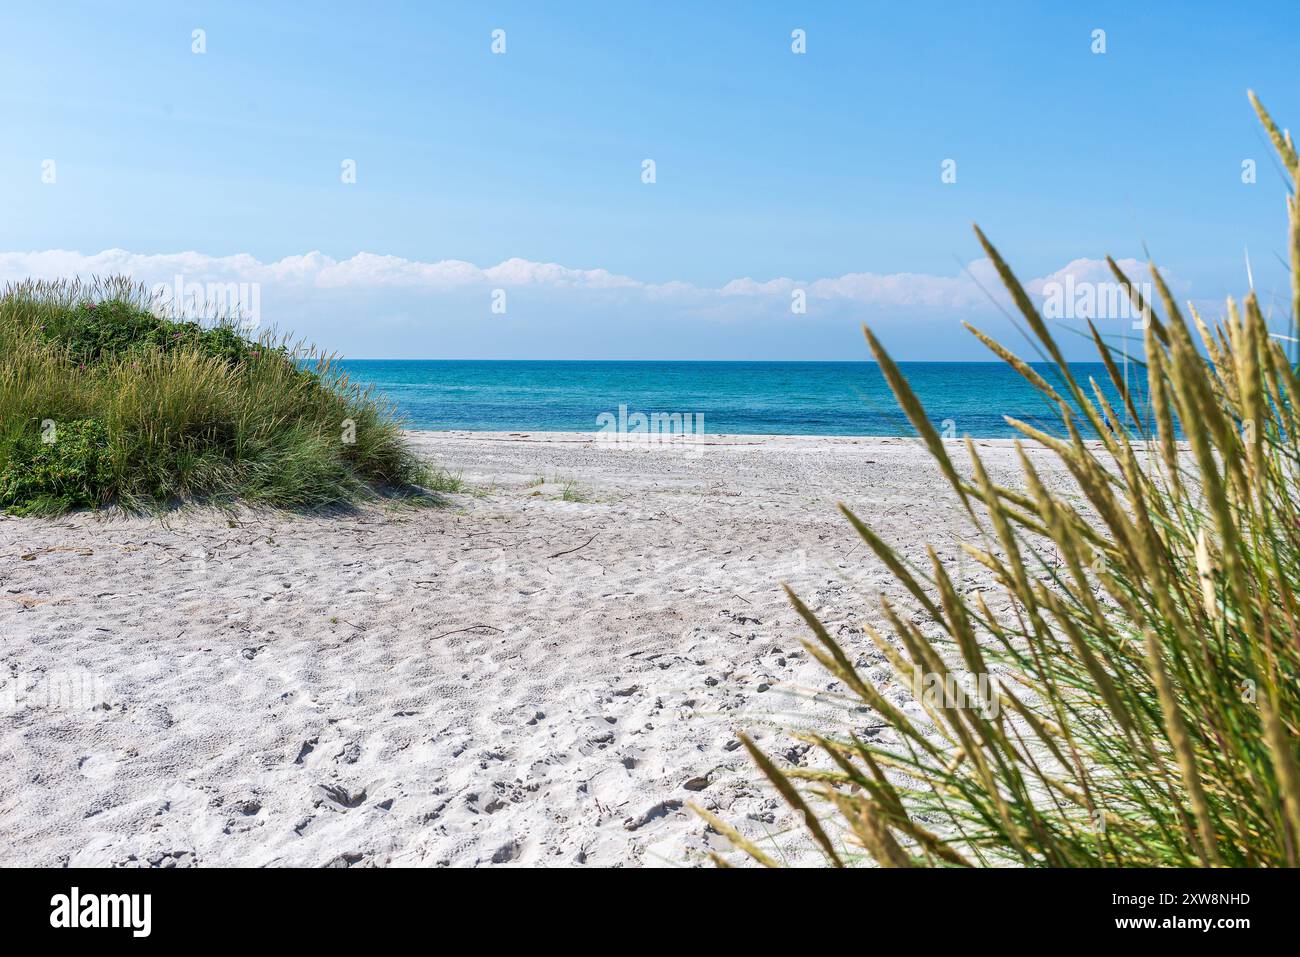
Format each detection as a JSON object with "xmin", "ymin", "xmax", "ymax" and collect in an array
[{"xmin": 0, "ymin": 431, "xmax": 1069, "ymax": 867}]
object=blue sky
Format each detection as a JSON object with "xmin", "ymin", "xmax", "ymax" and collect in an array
[{"xmin": 2, "ymin": 1, "xmax": 1298, "ymax": 359}]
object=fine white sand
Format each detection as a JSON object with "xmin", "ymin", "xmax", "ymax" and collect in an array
[{"xmin": 0, "ymin": 431, "xmax": 1073, "ymax": 867}]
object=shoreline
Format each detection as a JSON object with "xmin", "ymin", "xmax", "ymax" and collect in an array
[{"xmin": 408, "ymin": 428, "xmax": 1038, "ymax": 445}]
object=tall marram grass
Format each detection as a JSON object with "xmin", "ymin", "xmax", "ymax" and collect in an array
[
  {"xmin": 701, "ymin": 93, "xmax": 1300, "ymax": 867},
  {"xmin": 0, "ymin": 277, "xmax": 433, "ymax": 513}
]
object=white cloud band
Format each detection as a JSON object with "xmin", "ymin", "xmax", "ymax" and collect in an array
[{"xmin": 0, "ymin": 248, "xmax": 1161, "ymax": 312}]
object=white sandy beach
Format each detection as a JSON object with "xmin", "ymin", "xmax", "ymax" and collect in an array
[{"xmin": 0, "ymin": 431, "xmax": 1074, "ymax": 867}]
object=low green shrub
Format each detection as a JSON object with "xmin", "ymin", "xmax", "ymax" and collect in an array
[
  {"xmin": 0, "ymin": 419, "xmax": 112, "ymax": 515},
  {"xmin": 37, "ymin": 298, "xmax": 255, "ymax": 365}
]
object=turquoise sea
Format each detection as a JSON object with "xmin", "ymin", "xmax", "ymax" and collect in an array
[{"xmin": 336, "ymin": 360, "xmax": 1145, "ymax": 438}]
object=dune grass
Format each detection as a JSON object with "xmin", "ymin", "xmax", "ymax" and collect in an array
[
  {"xmin": 702, "ymin": 93, "xmax": 1300, "ymax": 867},
  {"xmin": 0, "ymin": 277, "xmax": 435, "ymax": 514}
]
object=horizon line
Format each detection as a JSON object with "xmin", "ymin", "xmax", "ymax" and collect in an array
[{"xmin": 333, "ymin": 357, "xmax": 1110, "ymax": 363}]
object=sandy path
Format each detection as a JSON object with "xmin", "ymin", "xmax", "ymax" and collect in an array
[{"xmin": 0, "ymin": 431, "xmax": 1068, "ymax": 867}]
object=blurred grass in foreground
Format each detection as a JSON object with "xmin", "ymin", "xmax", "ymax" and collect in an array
[{"xmin": 701, "ymin": 93, "xmax": 1300, "ymax": 867}]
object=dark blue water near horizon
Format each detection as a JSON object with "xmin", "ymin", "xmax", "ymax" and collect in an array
[{"xmin": 335, "ymin": 359, "xmax": 1144, "ymax": 438}]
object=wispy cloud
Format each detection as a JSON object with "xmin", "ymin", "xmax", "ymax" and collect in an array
[
  {"xmin": 0, "ymin": 248, "xmax": 1194, "ymax": 359},
  {"xmin": 0, "ymin": 248, "xmax": 1165, "ymax": 310}
]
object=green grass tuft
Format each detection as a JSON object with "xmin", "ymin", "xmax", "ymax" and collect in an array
[
  {"xmin": 0, "ymin": 277, "xmax": 436, "ymax": 513},
  {"xmin": 559, "ymin": 478, "xmax": 591, "ymax": 502}
]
